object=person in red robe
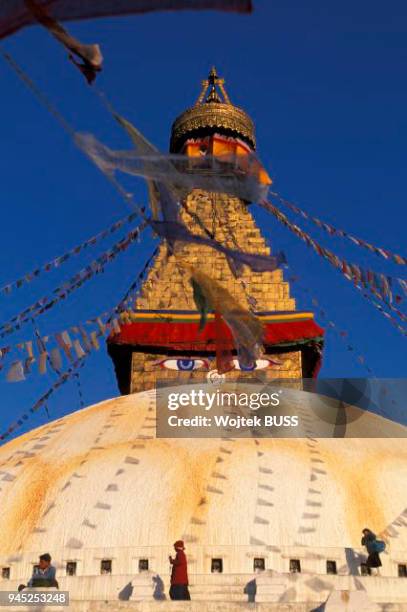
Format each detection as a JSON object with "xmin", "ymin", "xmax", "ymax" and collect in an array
[{"xmin": 169, "ymin": 540, "xmax": 190, "ymax": 600}]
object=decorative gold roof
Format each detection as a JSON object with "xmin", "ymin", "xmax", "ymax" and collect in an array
[{"xmin": 170, "ymin": 67, "xmax": 256, "ymax": 152}]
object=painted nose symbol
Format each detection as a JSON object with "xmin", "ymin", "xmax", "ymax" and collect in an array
[{"xmin": 207, "ymin": 369, "xmax": 225, "ymax": 385}]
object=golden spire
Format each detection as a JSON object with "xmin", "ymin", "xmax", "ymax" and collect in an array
[
  {"xmin": 170, "ymin": 68, "xmax": 256, "ymax": 152},
  {"xmin": 196, "ymin": 67, "xmax": 231, "ymax": 105}
]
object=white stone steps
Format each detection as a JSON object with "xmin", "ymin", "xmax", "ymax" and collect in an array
[
  {"xmin": 187, "ymin": 574, "xmax": 257, "ymax": 586},
  {"xmin": 189, "ymin": 585, "xmax": 245, "ymax": 590},
  {"xmin": 187, "ymin": 594, "xmax": 248, "ymax": 602}
]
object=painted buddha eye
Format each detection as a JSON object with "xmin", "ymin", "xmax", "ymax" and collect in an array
[
  {"xmin": 157, "ymin": 359, "xmax": 209, "ymax": 371},
  {"xmin": 233, "ymin": 359, "xmax": 256, "ymax": 372},
  {"xmin": 232, "ymin": 359, "xmax": 281, "ymax": 371}
]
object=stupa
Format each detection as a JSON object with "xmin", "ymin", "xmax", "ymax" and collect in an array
[{"xmin": 0, "ymin": 70, "xmax": 406, "ymax": 611}]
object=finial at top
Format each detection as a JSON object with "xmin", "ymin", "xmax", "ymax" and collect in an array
[
  {"xmin": 170, "ymin": 68, "xmax": 256, "ymax": 152},
  {"xmin": 195, "ymin": 67, "xmax": 231, "ymax": 106}
]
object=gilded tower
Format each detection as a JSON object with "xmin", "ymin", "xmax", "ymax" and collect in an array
[{"xmin": 108, "ymin": 69, "xmax": 323, "ymax": 393}]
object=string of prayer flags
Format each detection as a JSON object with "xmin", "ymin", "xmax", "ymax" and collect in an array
[
  {"xmin": 106, "ymin": 246, "xmax": 160, "ymax": 322},
  {"xmin": 0, "ymin": 356, "xmax": 85, "ymax": 442},
  {"xmin": 271, "ymin": 190, "xmax": 407, "ymax": 266},
  {"xmin": 353, "ymin": 283, "xmax": 407, "ymax": 336},
  {"xmin": 0, "ymin": 316, "xmax": 109, "ymax": 381},
  {"xmin": 86, "ymin": 248, "xmax": 157, "ymax": 329},
  {"xmin": 0, "ymin": 211, "xmax": 138, "ymax": 297},
  {"xmin": 261, "ymin": 199, "xmax": 406, "ymax": 334},
  {"xmin": 341, "ymin": 265, "xmax": 405, "ymax": 312},
  {"xmin": 0, "ymin": 221, "xmax": 147, "ymax": 338},
  {"xmin": 287, "ymin": 275, "xmax": 375, "ymax": 376},
  {"xmin": 74, "ymin": 367, "xmax": 85, "ymax": 408},
  {"xmin": 0, "ymin": 245, "xmax": 159, "ymax": 384},
  {"xmin": 1, "ymin": 324, "xmax": 91, "ymax": 383}
]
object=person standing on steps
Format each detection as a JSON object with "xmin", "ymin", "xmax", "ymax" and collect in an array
[
  {"xmin": 169, "ymin": 540, "xmax": 191, "ymax": 600},
  {"xmin": 361, "ymin": 528, "xmax": 384, "ymax": 576}
]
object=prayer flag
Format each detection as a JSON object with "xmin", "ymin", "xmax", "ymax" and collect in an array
[
  {"xmin": 90, "ymin": 331, "xmax": 100, "ymax": 350},
  {"xmin": 50, "ymin": 347, "xmax": 63, "ymax": 371},
  {"xmin": 38, "ymin": 352, "xmax": 47, "ymax": 374},
  {"xmin": 7, "ymin": 360, "xmax": 25, "ymax": 382},
  {"xmin": 73, "ymin": 339, "xmax": 86, "ymax": 359}
]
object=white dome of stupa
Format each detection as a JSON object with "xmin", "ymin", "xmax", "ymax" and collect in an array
[{"xmin": 0, "ymin": 391, "xmax": 406, "ymax": 555}]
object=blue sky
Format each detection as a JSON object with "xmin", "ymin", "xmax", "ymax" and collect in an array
[{"xmin": 0, "ymin": 0, "xmax": 406, "ymax": 439}]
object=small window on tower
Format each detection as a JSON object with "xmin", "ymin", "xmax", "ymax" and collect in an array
[
  {"xmin": 1, "ymin": 567, "xmax": 10, "ymax": 580},
  {"xmin": 66, "ymin": 562, "xmax": 77, "ymax": 576},
  {"xmin": 138, "ymin": 559, "xmax": 149, "ymax": 572},
  {"xmin": 253, "ymin": 558, "xmax": 265, "ymax": 572},
  {"xmin": 326, "ymin": 560, "xmax": 337, "ymax": 575},
  {"xmin": 211, "ymin": 559, "xmax": 223, "ymax": 573},
  {"xmin": 398, "ymin": 564, "xmax": 407, "ymax": 577},
  {"xmin": 289, "ymin": 559, "xmax": 301, "ymax": 573},
  {"xmin": 100, "ymin": 559, "xmax": 112, "ymax": 575}
]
